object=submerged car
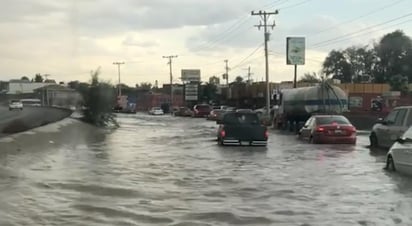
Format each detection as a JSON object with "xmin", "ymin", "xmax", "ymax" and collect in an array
[
  {"xmin": 149, "ymin": 107, "xmax": 164, "ymax": 115},
  {"xmin": 193, "ymin": 104, "xmax": 211, "ymax": 117},
  {"xmin": 217, "ymin": 112, "xmax": 268, "ymax": 146},
  {"xmin": 9, "ymin": 99, "xmax": 23, "ymax": 111},
  {"xmin": 174, "ymin": 107, "xmax": 193, "ymax": 117},
  {"xmin": 370, "ymin": 106, "xmax": 412, "ymax": 149},
  {"xmin": 298, "ymin": 115, "xmax": 357, "ymax": 144},
  {"xmin": 385, "ymin": 126, "xmax": 412, "ymax": 175}
]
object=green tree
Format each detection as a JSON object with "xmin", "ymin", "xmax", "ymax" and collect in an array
[
  {"xmin": 34, "ymin": 74, "xmax": 44, "ymax": 82},
  {"xmin": 80, "ymin": 68, "xmax": 118, "ymax": 127},
  {"xmin": 234, "ymin": 76, "xmax": 244, "ymax": 83},
  {"xmin": 20, "ymin": 76, "xmax": 30, "ymax": 81},
  {"xmin": 200, "ymin": 82, "xmax": 217, "ymax": 102},
  {"xmin": 136, "ymin": 82, "xmax": 152, "ymax": 90},
  {"xmin": 343, "ymin": 46, "xmax": 375, "ymax": 82},
  {"xmin": 299, "ymin": 72, "xmax": 321, "ymax": 83},
  {"xmin": 374, "ymin": 30, "xmax": 412, "ymax": 83},
  {"xmin": 209, "ymin": 76, "xmax": 220, "ymax": 85},
  {"xmin": 322, "ymin": 50, "xmax": 352, "ymax": 83}
]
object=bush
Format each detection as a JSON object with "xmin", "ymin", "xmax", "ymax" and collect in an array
[{"xmin": 80, "ymin": 68, "xmax": 118, "ymax": 127}]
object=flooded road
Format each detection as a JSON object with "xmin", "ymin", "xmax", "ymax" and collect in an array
[{"xmin": 0, "ymin": 114, "xmax": 411, "ymax": 226}]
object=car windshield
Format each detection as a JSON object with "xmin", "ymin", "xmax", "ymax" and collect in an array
[
  {"xmin": 10, "ymin": 100, "xmax": 20, "ymax": 103},
  {"xmin": 316, "ymin": 116, "xmax": 350, "ymax": 125},
  {"xmin": 223, "ymin": 113, "xmax": 259, "ymax": 125}
]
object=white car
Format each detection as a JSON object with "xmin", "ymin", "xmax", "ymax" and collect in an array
[
  {"xmin": 149, "ymin": 107, "xmax": 164, "ymax": 115},
  {"xmin": 386, "ymin": 126, "xmax": 412, "ymax": 175},
  {"xmin": 9, "ymin": 99, "xmax": 23, "ymax": 111}
]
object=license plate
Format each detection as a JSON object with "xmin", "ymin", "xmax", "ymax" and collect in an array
[
  {"xmin": 335, "ymin": 129, "xmax": 343, "ymax": 134},
  {"xmin": 240, "ymin": 141, "xmax": 250, "ymax": 146}
]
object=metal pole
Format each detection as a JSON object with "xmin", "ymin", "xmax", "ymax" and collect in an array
[
  {"xmin": 113, "ymin": 62, "xmax": 125, "ymax": 97},
  {"xmin": 293, "ymin": 64, "xmax": 297, "ymax": 88},
  {"xmin": 263, "ymin": 13, "xmax": 270, "ymax": 116},
  {"xmin": 163, "ymin": 55, "xmax": 178, "ymax": 113}
]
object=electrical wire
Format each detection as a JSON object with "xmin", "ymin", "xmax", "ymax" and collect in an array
[{"xmin": 311, "ymin": 11, "xmax": 412, "ymax": 47}]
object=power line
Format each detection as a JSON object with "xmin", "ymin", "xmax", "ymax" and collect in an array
[
  {"xmin": 310, "ymin": 0, "xmax": 406, "ymax": 37},
  {"xmin": 311, "ymin": 11, "xmax": 412, "ymax": 47},
  {"xmin": 279, "ymin": 0, "xmax": 312, "ymax": 10},
  {"xmin": 231, "ymin": 44, "xmax": 264, "ymax": 70},
  {"xmin": 312, "ymin": 18, "xmax": 412, "ymax": 49}
]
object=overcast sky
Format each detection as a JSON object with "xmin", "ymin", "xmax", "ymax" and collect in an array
[{"xmin": 1, "ymin": 0, "xmax": 411, "ymax": 86}]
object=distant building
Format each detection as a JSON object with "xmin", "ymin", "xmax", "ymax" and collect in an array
[
  {"xmin": 34, "ymin": 84, "xmax": 82, "ymax": 107},
  {"xmin": 6, "ymin": 80, "xmax": 48, "ymax": 94}
]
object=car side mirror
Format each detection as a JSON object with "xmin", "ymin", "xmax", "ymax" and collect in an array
[
  {"xmin": 396, "ymin": 137, "xmax": 405, "ymax": 144},
  {"xmin": 303, "ymin": 125, "xmax": 308, "ymax": 128}
]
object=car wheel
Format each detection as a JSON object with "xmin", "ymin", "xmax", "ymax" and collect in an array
[
  {"xmin": 370, "ymin": 133, "xmax": 379, "ymax": 148},
  {"xmin": 309, "ymin": 135, "xmax": 316, "ymax": 144},
  {"xmin": 385, "ymin": 155, "xmax": 396, "ymax": 171}
]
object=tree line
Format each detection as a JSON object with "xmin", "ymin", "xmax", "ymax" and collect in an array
[{"xmin": 301, "ymin": 30, "xmax": 412, "ymax": 92}]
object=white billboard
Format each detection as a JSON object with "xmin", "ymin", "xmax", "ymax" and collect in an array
[
  {"xmin": 185, "ymin": 83, "xmax": 198, "ymax": 101},
  {"xmin": 181, "ymin": 69, "xmax": 201, "ymax": 82},
  {"xmin": 286, "ymin": 37, "xmax": 305, "ymax": 65}
]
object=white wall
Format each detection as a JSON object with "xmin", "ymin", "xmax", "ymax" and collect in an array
[{"xmin": 7, "ymin": 82, "xmax": 47, "ymax": 94}]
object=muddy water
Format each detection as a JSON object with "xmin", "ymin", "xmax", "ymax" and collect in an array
[{"xmin": 0, "ymin": 114, "xmax": 411, "ymax": 226}]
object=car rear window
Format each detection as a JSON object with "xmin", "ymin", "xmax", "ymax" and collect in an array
[
  {"xmin": 196, "ymin": 105, "xmax": 210, "ymax": 110},
  {"xmin": 11, "ymin": 100, "xmax": 21, "ymax": 103},
  {"xmin": 316, "ymin": 116, "xmax": 350, "ymax": 125},
  {"xmin": 223, "ymin": 113, "xmax": 260, "ymax": 125}
]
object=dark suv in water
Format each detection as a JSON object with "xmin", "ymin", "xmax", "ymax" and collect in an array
[{"xmin": 193, "ymin": 104, "xmax": 211, "ymax": 117}]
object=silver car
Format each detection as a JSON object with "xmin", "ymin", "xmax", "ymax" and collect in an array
[
  {"xmin": 370, "ymin": 106, "xmax": 412, "ymax": 149},
  {"xmin": 385, "ymin": 126, "xmax": 412, "ymax": 175}
]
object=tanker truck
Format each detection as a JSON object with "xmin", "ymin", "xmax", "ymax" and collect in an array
[{"xmin": 273, "ymin": 82, "xmax": 349, "ymax": 132}]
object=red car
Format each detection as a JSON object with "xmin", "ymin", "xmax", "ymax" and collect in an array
[
  {"xmin": 192, "ymin": 104, "xmax": 211, "ymax": 117},
  {"xmin": 298, "ymin": 115, "xmax": 357, "ymax": 144}
]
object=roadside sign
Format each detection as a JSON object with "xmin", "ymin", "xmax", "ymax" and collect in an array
[
  {"xmin": 185, "ymin": 83, "xmax": 198, "ymax": 101},
  {"xmin": 181, "ymin": 69, "xmax": 201, "ymax": 82},
  {"xmin": 286, "ymin": 37, "xmax": 305, "ymax": 65}
]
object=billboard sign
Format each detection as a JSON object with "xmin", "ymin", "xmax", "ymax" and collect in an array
[
  {"xmin": 185, "ymin": 83, "xmax": 198, "ymax": 101},
  {"xmin": 286, "ymin": 37, "xmax": 305, "ymax": 65},
  {"xmin": 181, "ymin": 69, "xmax": 201, "ymax": 82}
]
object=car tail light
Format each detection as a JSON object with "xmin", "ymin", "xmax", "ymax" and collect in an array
[
  {"xmin": 348, "ymin": 126, "xmax": 356, "ymax": 133},
  {"xmin": 220, "ymin": 130, "xmax": 226, "ymax": 138},
  {"xmin": 316, "ymin": 126, "xmax": 325, "ymax": 132},
  {"xmin": 264, "ymin": 130, "xmax": 269, "ymax": 140}
]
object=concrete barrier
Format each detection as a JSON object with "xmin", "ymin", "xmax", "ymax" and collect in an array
[{"xmin": 0, "ymin": 107, "xmax": 73, "ymax": 136}]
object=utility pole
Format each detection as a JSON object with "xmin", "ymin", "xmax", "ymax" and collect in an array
[
  {"xmin": 162, "ymin": 55, "xmax": 178, "ymax": 111},
  {"xmin": 224, "ymin": 59, "xmax": 229, "ymax": 85},
  {"xmin": 251, "ymin": 10, "xmax": 278, "ymax": 116},
  {"xmin": 113, "ymin": 62, "xmax": 125, "ymax": 96},
  {"xmin": 244, "ymin": 66, "xmax": 254, "ymax": 84}
]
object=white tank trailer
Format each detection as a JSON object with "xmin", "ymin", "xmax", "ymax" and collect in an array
[{"xmin": 275, "ymin": 82, "xmax": 349, "ymax": 130}]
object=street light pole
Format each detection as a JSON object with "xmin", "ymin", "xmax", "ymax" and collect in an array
[{"xmin": 113, "ymin": 62, "xmax": 125, "ymax": 96}]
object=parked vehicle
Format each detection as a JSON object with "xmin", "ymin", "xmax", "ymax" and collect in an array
[
  {"xmin": 235, "ymin": 108, "xmax": 254, "ymax": 113},
  {"xmin": 217, "ymin": 112, "xmax": 268, "ymax": 146},
  {"xmin": 149, "ymin": 107, "xmax": 164, "ymax": 115},
  {"xmin": 298, "ymin": 114, "xmax": 357, "ymax": 144},
  {"xmin": 385, "ymin": 126, "xmax": 412, "ymax": 175},
  {"xmin": 20, "ymin": 98, "xmax": 41, "ymax": 107},
  {"xmin": 193, "ymin": 104, "xmax": 211, "ymax": 117},
  {"xmin": 174, "ymin": 107, "xmax": 193, "ymax": 117},
  {"xmin": 273, "ymin": 82, "xmax": 348, "ymax": 131},
  {"xmin": 370, "ymin": 106, "xmax": 412, "ymax": 149},
  {"xmin": 9, "ymin": 99, "xmax": 23, "ymax": 111},
  {"xmin": 207, "ymin": 109, "xmax": 225, "ymax": 121}
]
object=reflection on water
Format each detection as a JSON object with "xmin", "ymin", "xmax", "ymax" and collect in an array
[{"xmin": 0, "ymin": 114, "xmax": 411, "ymax": 225}]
